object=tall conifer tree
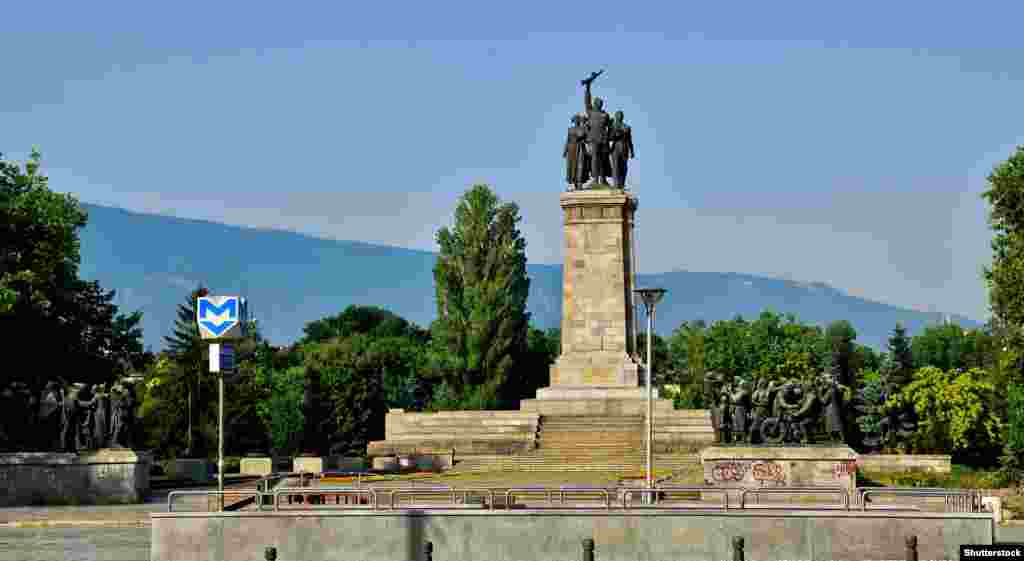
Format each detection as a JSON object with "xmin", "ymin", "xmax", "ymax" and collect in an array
[{"xmin": 430, "ymin": 185, "xmax": 530, "ymax": 409}]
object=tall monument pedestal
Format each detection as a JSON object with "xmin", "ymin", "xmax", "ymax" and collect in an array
[{"xmin": 522, "ymin": 189, "xmax": 661, "ymax": 415}]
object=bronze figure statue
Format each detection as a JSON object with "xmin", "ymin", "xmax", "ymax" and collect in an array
[
  {"xmin": 565, "ymin": 70, "xmax": 637, "ymax": 190},
  {"xmin": 563, "ymin": 114, "xmax": 589, "ymax": 189},
  {"xmin": 609, "ymin": 110, "xmax": 635, "ymax": 188},
  {"xmin": 93, "ymin": 383, "xmax": 111, "ymax": 449},
  {"xmin": 581, "ymin": 71, "xmax": 612, "ymax": 186}
]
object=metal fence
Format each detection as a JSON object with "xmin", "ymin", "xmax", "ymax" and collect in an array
[{"xmin": 169, "ymin": 484, "xmax": 992, "ymax": 513}]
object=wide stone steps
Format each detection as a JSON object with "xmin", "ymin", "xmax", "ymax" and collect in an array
[{"xmin": 451, "ymin": 452, "xmax": 700, "ymax": 473}]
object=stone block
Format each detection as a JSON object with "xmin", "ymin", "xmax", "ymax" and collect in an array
[
  {"xmin": 293, "ymin": 457, "xmax": 323, "ymax": 474},
  {"xmin": 700, "ymin": 446, "xmax": 858, "ymax": 505},
  {"xmin": 372, "ymin": 456, "xmax": 399, "ymax": 472},
  {"xmin": 0, "ymin": 449, "xmax": 152, "ymax": 506},
  {"xmin": 239, "ymin": 457, "xmax": 272, "ymax": 476}
]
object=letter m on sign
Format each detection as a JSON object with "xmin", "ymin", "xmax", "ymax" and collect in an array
[{"xmin": 197, "ymin": 296, "xmax": 244, "ymax": 340}]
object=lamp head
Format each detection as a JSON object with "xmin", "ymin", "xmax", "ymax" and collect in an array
[{"xmin": 634, "ymin": 288, "xmax": 667, "ymax": 311}]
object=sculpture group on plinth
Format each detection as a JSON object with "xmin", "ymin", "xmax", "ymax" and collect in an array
[
  {"xmin": 0, "ymin": 377, "xmax": 139, "ymax": 453},
  {"xmin": 563, "ymin": 70, "xmax": 636, "ymax": 190},
  {"xmin": 704, "ymin": 370, "xmax": 847, "ymax": 445}
]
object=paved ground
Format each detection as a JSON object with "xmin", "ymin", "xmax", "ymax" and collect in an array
[{"xmin": 0, "ymin": 527, "xmax": 150, "ymax": 561}]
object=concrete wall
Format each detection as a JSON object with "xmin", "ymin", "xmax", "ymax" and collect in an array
[
  {"xmin": 858, "ymin": 454, "xmax": 952, "ymax": 474},
  {"xmin": 0, "ymin": 449, "xmax": 151, "ymax": 506},
  {"xmin": 151, "ymin": 509, "xmax": 994, "ymax": 561}
]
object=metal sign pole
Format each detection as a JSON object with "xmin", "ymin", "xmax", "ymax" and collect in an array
[
  {"xmin": 196, "ymin": 295, "xmax": 246, "ymax": 513},
  {"xmin": 219, "ymin": 364, "xmax": 224, "ymax": 507},
  {"xmin": 208, "ymin": 342, "xmax": 223, "ymax": 509}
]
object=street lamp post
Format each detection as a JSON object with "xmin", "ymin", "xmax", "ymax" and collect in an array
[{"xmin": 634, "ymin": 287, "xmax": 666, "ymax": 504}]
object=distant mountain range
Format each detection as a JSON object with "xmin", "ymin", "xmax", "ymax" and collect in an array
[{"xmin": 77, "ymin": 203, "xmax": 981, "ymax": 352}]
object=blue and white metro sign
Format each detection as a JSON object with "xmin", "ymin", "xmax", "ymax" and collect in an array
[{"xmin": 196, "ymin": 296, "xmax": 246, "ymax": 340}]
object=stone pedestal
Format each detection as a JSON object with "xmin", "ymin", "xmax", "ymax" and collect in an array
[
  {"xmin": 700, "ymin": 446, "xmax": 858, "ymax": 505},
  {"xmin": 524, "ymin": 189, "xmax": 651, "ymax": 415},
  {"xmin": 0, "ymin": 449, "xmax": 152, "ymax": 506}
]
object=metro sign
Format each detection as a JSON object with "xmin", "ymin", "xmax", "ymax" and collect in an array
[{"xmin": 197, "ymin": 296, "xmax": 245, "ymax": 340}]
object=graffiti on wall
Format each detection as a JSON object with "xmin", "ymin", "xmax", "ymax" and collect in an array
[
  {"xmin": 832, "ymin": 460, "xmax": 856, "ymax": 479},
  {"xmin": 710, "ymin": 461, "xmax": 748, "ymax": 482},
  {"xmin": 751, "ymin": 461, "xmax": 785, "ymax": 482}
]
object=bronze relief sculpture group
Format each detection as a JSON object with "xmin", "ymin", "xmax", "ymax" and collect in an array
[
  {"xmin": 705, "ymin": 371, "xmax": 847, "ymax": 445},
  {"xmin": 0, "ymin": 378, "xmax": 138, "ymax": 453},
  {"xmin": 563, "ymin": 70, "xmax": 636, "ymax": 190}
]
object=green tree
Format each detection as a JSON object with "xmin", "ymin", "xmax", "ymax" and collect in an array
[
  {"xmin": 982, "ymin": 145, "xmax": 1024, "ymax": 385},
  {"xmin": 0, "ymin": 148, "xmax": 87, "ymax": 314},
  {"xmin": 911, "ymin": 323, "xmax": 999, "ymax": 375},
  {"xmin": 826, "ymin": 320, "xmax": 857, "ymax": 388},
  {"xmin": 139, "ymin": 354, "xmax": 190, "ymax": 456},
  {"xmin": 254, "ymin": 365, "xmax": 306, "ymax": 457},
  {"xmin": 1001, "ymin": 384, "xmax": 1024, "ymax": 483},
  {"xmin": 887, "ymin": 323, "xmax": 915, "ymax": 388},
  {"xmin": 428, "ymin": 184, "xmax": 531, "ymax": 409},
  {"xmin": 499, "ymin": 326, "xmax": 559, "ymax": 405},
  {"xmin": 666, "ymin": 320, "xmax": 708, "ymax": 408},
  {"xmin": 887, "ymin": 367, "xmax": 1003, "ymax": 461},
  {"xmin": 163, "ymin": 286, "xmax": 214, "ymax": 458},
  {"xmin": 703, "ymin": 316, "xmax": 753, "ymax": 380},
  {"xmin": 300, "ymin": 305, "xmax": 427, "ymax": 345},
  {"xmin": 0, "ymin": 149, "xmax": 147, "ymax": 391},
  {"xmin": 304, "ymin": 335, "xmax": 391, "ymax": 456}
]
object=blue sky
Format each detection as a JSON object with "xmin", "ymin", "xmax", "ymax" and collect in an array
[{"xmin": 4, "ymin": 1, "xmax": 1024, "ymax": 321}]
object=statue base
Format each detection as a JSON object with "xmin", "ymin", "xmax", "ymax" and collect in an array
[
  {"xmin": 700, "ymin": 445, "xmax": 858, "ymax": 505},
  {"xmin": 0, "ymin": 449, "xmax": 153, "ymax": 506}
]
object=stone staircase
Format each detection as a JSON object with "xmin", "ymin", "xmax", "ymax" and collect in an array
[{"xmin": 451, "ymin": 415, "xmax": 702, "ymax": 473}]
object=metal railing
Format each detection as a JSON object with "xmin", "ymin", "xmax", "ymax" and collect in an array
[
  {"xmin": 382, "ymin": 487, "xmax": 496, "ymax": 509},
  {"xmin": 167, "ymin": 484, "xmax": 993, "ymax": 514},
  {"xmin": 858, "ymin": 487, "xmax": 984, "ymax": 513},
  {"xmin": 272, "ymin": 486, "xmax": 377, "ymax": 511},
  {"xmin": 504, "ymin": 487, "xmax": 612, "ymax": 509},
  {"xmin": 167, "ymin": 490, "xmax": 261, "ymax": 512},
  {"xmin": 740, "ymin": 487, "xmax": 850, "ymax": 510},
  {"xmin": 622, "ymin": 486, "xmax": 732, "ymax": 509}
]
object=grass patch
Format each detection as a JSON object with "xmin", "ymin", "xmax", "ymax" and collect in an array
[
  {"xmin": 1004, "ymin": 496, "xmax": 1024, "ymax": 520},
  {"xmin": 857, "ymin": 464, "xmax": 1009, "ymax": 489}
]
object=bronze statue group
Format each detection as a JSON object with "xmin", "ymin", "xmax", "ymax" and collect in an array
[
  {"xmin": 0, "ymin": 379, "xmax": 137, "ymax": 453},
  {"xmin": 563, "ymin": 70, "xmax": 636, "ymax": 190},
  {"xmin": 705, "ymin": 372, "xmax": 846, "ymax": 445}
]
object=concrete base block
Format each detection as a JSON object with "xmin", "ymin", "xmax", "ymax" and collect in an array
[
  {"xmin": 293, "ymin": 457, "xmax": 323, "ymax": 474},
  {"xmin": 0, "ymin": 449, "xmax": 152, "ymax": 506},
  {"xmin": 239, "ymin": 457, "xmax": 272, "ymax": 476},
  {"xmin": 700, "ymin": 446, "xmax": 859, "ymax": 506}
]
